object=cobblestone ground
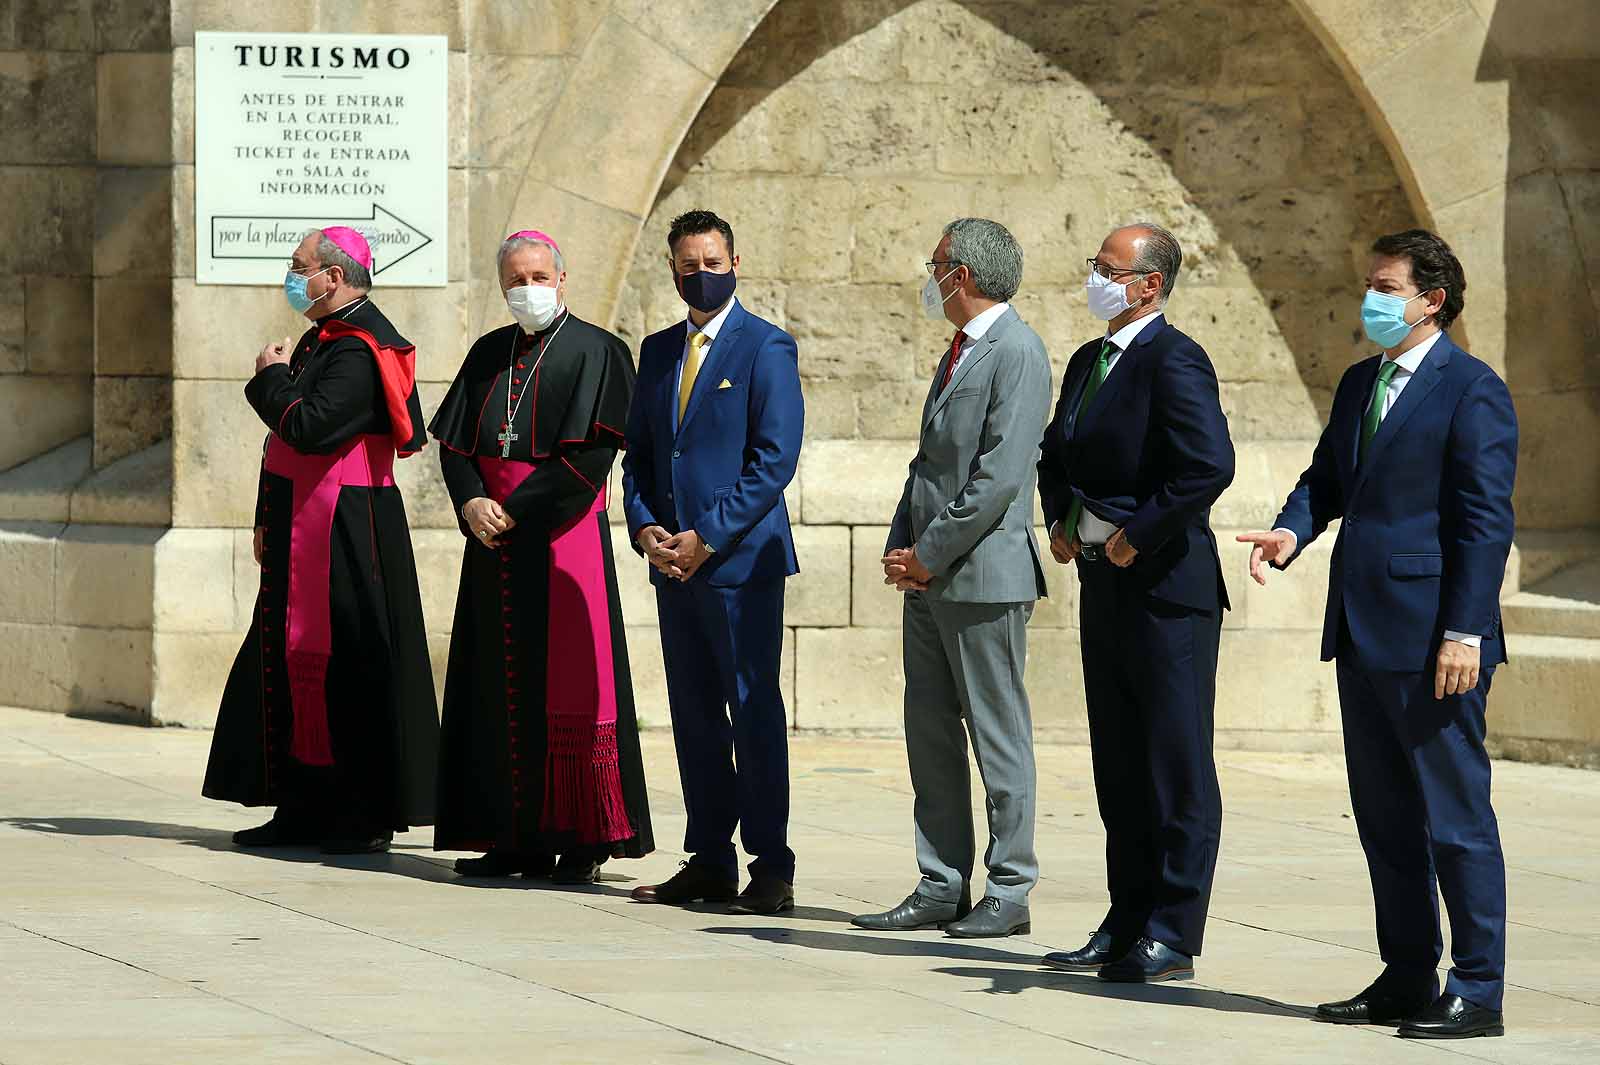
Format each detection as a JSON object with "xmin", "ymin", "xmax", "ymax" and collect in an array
[{"xmin": 2, "ymin": 706, "xmax": 1597, "ymax": 1064}]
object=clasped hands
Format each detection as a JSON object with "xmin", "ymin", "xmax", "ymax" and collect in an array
[
  {"xmin": 463, "ymin": 497, "xmax": 517, "ymax": 547},
  {"xmin": 1047, "ymin": 524, "xmax": 1138, "ymax": 567},
  {"xmin": 881, "ymin": 547, "xmax": 932, "ymax": 592},
  {"xmin": 256, "ymin": 336, "xmax": 293, "ymax": 374},
  {"xmin": 637, "ymin": 525, "xmax": 711, "ymax": 582}
]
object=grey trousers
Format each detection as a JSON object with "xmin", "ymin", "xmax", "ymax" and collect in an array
[{"xmin": 902, "ymin": 592, "xmax": 1038, "ymax": 905}]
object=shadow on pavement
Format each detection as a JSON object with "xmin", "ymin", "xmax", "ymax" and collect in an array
[
  {"xmin": 934, "ymin": 965, "xmax": 1313, "ymax": 1017},
  {"xmin": 701, "ymin": 924, "xmax": 1043, "ymax": 964}
]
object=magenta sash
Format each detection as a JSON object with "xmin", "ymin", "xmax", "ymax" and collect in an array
[
  {"xmin": 478, "ymin": 457, "xmax": 630, "ymax": 843},
  {"xmin": 263, "ymin": 433, "xmax": 396, "ymax": 767}
]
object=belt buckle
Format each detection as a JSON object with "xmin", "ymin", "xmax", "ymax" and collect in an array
[{"xmin": 1078, "ymin": 543, "xmax": 1105, "ymax": 562}]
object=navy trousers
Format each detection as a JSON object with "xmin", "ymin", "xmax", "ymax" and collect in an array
[
  {"xmin": 1078, "ymin": 561, "xmax": 1223, "ymax": 958},
  {"xmin": 655, "ymin": 576, "xmax": 794, "ymax": 883},
  {"xmin": 1335, "ymin": 644, "xmax": 1506, "ymax": 1011}
]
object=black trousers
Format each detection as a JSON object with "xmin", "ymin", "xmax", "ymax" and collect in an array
[{"xmin": 1077, "ymin": 559, "xmax": 1223, "ymax": 957}]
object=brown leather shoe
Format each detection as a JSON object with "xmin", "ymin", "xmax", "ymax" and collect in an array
[
  {"xmin": 727, "ymin": 874, "xmax": 794, "ymax": 915},
  {"xmin": 631, "ymin": 862, "xmax": 738, "ymax": 905}
]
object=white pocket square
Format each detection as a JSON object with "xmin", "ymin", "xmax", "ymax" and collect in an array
[{"xmin": 717, "ymin": 379, "xmax": 734, "ymax": 389}]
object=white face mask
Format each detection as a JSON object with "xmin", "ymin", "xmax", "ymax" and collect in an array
[
  {"xmin": 506, "ymin": 284, "xmax": 562, "ymax": 332},
  {"xmin": 921, "ymin": 267, "xmax": 959, "ymax": 320},
  {"xmin": 1084, "ymin": 267, "xmax": 1142, "ymax": 321}
]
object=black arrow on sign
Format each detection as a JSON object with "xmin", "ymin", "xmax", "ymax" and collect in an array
[{"xmin": 209, "ymin": 202, "xmax": 434, "ymax": 276}]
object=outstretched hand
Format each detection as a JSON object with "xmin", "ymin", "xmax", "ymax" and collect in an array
[{"xmin": 1237, "ymin": 530, "xmax": 1296, "ymax": 586}]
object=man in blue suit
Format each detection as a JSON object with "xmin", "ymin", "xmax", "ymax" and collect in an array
[
  {"xmin": 1036, "ymin": 223, "xmax": 1235, "ymax": 983},
  {"xmin": 622, "ymin": 210, "xmax": 803, "ymax": 915},
  {"xmin": 1241, "ymin": 229, "xmax": 1517, "ymax": 1039}
]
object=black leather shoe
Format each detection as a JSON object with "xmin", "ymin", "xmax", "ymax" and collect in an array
[
  {"xmin": 453, "ymin": 850, "xmax": 555, "ymax": 878},
  {"xmin": 321, "ymin": 832, "xmax": 392, "ymax": 855},
  {"xmin": 945, "ymin": 896, "xmax": 1030, "ymax": 938},
  {"xmin": 232, "ymin": 813, "xmax": 320, "ymax": 848},
  {"xmin": 852, "ymin": 889, "xmax": 971, "ymax": 931},
  {"xmin": 1397, "ymin": 994, "xmax": 1504, "ymax": 1039},
  {"xmin": 1097, "ymin": 937, "xmax": 1194, "ymax": 983},
  {"xmin": 1315, "ymin": 982, "xmax": 1436, "ymax": 1025},
  {"xmin": 727, "ymin": 874, "xmax": 795, "ymax": 915},
  {"xmin": 551, "ymin": 850, "xmax": 606, "ymax": 885},
  {"xmin": 631, "ymin": 862, "xmax": 738, "ymax": 905},
  {"xmin": 1042, "ymin": 931, "xmax": 1129, "ymax": 972}
]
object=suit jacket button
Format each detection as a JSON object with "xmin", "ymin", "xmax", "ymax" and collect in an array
[{"xmin": 672, "ymin": 450, "xmax": 681, "ymax": 459}]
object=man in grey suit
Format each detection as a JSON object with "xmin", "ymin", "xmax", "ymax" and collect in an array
[{"xmin": 852, "ymin": 218, "xmax": 1052, "ymax": 939}]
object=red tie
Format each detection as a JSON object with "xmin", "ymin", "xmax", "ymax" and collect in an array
[{"xmin": 940, "ymin": 330, "xmax": 967, "ymax": 389}]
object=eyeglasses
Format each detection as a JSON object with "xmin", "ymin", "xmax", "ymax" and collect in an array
[
  {"xmin": 925, "ymin": 260, "xmax": 962, "ymax": 275},
  {"xmin": 1087, "ymin": 258, "xmax": 1146, "ymax": 280}
]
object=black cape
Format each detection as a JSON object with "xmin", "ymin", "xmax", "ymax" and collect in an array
[
  {"xmin": 429, "ymin": 312, "xmax": 653, "ymax": 857},
  {"xmin": 203, "ymin": 299, "xmax": 440, "ymax": 829}
]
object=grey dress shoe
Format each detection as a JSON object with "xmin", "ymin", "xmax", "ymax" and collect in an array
[
  {"xmin": 945, "ymin": 896, "xmax": 1030, "ymax": 938},
  {"xmin": 852, "ymin": 889, "xmax": 971, "ymax": 931}
]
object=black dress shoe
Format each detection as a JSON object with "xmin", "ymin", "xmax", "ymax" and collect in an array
[
  {"xmin": 1397, "ymin": 994, "xmax": 1504, "ymax": 1039},
  {"xmin": 1097, "ymin": 937, "xmax": 1194, "ymax": 983},
  {"xmin": 232, "ymin": 811, "xmax": 320, "ymax": 848},
  {"xmin": 551, "ymin": 850, "xmax": 607, "ymax": 885},
  {"xmin": 321, "ymin": 832, "xmax": 392, "ymax": 855},
  {"xmin": 454, "ymin": 850, "xmax": 555, "ymax": 878},
  {"xmin": 727, "ymin": 874, "xmax": 795, "ymax": 915},
  {"xmin": 1042, "ymin": 931, "xmax": 1128, "ymax": 972},
  {"xmin": 945, "ymin": 896, "xmax": 1030, "ymax": 938},
  {"xmin": 1315, "ymin": 982, "xmax": 1436, "ymax": 1025},
  {"xmin": 631, "ymin": 862, "xmax": 738, "ymax": 905},
  {"xmin": 852, "ymin": 889, "xmax": 971, "ymax": 931}
]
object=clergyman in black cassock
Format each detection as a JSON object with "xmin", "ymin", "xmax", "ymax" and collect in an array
[
  {"xmin": 204, "ymin": 226, "xmax": 440, "ymax": 856},
  {"xmin": 429, "ymin": 230, "xmax": 653, "ymax": 884}
]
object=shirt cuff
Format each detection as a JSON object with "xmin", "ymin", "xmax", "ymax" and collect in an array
[
  {"xmin": 1443, "ymin": 631, "xmax": 1481, "ymax": 647},
  {"xmin": 1271, "ymin": 528, "xmax": 1298, "ymax": 556},
  {"xmin": 703, "ymin": 541, "xmax": 716, "ymax": 555}
]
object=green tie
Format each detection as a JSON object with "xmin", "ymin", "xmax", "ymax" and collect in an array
[
  {"xmin": 1360, "ymin": 359, "xmax": 1400, "ymax": 462},
  {"xmin": 1059, "ymin": 339, "xmax": 1115, "ymax": 543}
]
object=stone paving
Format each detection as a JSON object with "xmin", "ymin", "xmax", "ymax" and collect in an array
[{"xmin": 1, "ymin": 706, "xmax": 1597, "ymax": 1064}]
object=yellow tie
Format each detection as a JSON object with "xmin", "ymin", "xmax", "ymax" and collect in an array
[{"xmin": 679, "ymin": 331, "xmax": 708, "ymax": 423}]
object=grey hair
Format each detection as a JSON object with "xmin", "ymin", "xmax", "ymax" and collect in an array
[
  {"xmin": 942, "ymin": 217, "xmax": 1023, "ymax": 302},
  {"xmin": 305, "ymin": 228, "xmax": 372, "ymax": 292},
  {"xmin": 497, "ymin": 234, "xmax": 564, "ymax": 276},
  {"xmin": 1126, "ymin": 222, "xmax": 1183, "ymax": 303}
]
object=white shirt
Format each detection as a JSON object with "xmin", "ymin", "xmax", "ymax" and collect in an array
[
  {"xmin": 1273, "ymin": 329, "xmax": 1478, "ymax": 645},
  {"xmin": 941, "ymin": 302, "xmax": 1011, "ymax": 388},
  {"xmin": 675, "ymin": 297, "xmax": 737, "ymax": 430},
  {"xmin": 1054, "ymin": 312, "xmax": 1164, "ymax": 545}
]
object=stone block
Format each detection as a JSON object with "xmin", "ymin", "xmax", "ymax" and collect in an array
[
  {"xmin": 174, "ymin": 0, "xmax": 318, "ymax": 42},
  {"xmin": 1210, "ymin": 440, "xmax": 1299, "ymax": 531},
  {"xmin": 1030, "ymin": 543, "xmax": 1078, "ymax": 630},
  {"xmin": 70, "ymin": 439, "xmax": 172, "ymax": 527},
  {"xmin": 25, "ymin": 275, "xmax": 93, "ymax": 378},
  {"xmin": 364, "ymin": 283, "xmax": 470, "ymax": 384},
  {"xmin": 612, "ymin": 0, "xmax": 772, "ymax": 79},
  {"xmin": 794, "ymin": 625, "xmax": 902, "ymax": 730},
  {"xmin": 1175, "ymin": 96, "xmax": 1306, "ymax": 192},
  {"xmin": 1026, "ymin": 626, "xmax": 1088, "ymax": 739},
  {"xmin": 1312, "ymin": 0, "xmax": 1477, "ymax": 76},
  {"xmin": 535, "ymin": 17, "xmax": 713, "ymax": 219},
  {"xmin": 1215, "ymin": 628, "xmax": 1340, "ymax": 736},
  {"xmin": 95, "ymin": 278, "xmax": 174, "ymax": 375},
  {"xmin": 785, "ymin": 283, "xmax": 917, "ymax": 383},
  {"xmin": 799, "ymin": 439, "xmax": 912, "ymax": 526},
  {"xmin": 469, "ymin": 55, "xmax": 566, "ymax": 170},
  {"xmin": 411, "ymin": 527, "xmax": 464, "ymax": 634},
  {"xmin": 468, "ymin": 0, "xmax": 605, "ymax": 56},
  {"xmin": 787, "ymin": 525, "xmax": 850, "ymax": 627},
  {"xmin": 170, "ymin": 282, "xmax": 311, "ymax": 379},
  {"xmin": 1219, "ymin": 381, "xmax": 1325, "ymax": 442},
  {"xmin": 610, "ymin": 526, "xmax": 656, "ymax": 628},
  {"xmin": 315, "ymin": 0, "xmax": 465, "ymax": 48},
  {"xmin": 172, "ymin": 165, "xmax": 195, "ymax": 278},
  {"xmin": 0, "ymin": 166, "xmax": 95, "ymax": 275},
  {"xmin": 93, "ymin": 0, "xmax": 170, "ymax": 50},
  {"xmin": 7, "ymin": 0, "xmax": 95, "ymax": 50},
  {"xmin": 0, "ymin": 521, "xmax": 63, "ymax": 624},
  {"xmin": 1504, "ymin": 389, "xmax": 1600, "ymax": 531},
  {"xmin": 850, "ymin": 525, "xmax": 899, "ymax": 629},
  {"xmin": 54, "ymin": 524, "xmax": 161, "ymax": 628},
  {"xmin": 935, "ymin": 84, "xmax": 1057, "ymax": 179},
  {"xmin": 848, "ymin": 179, "xmax": 973, "ymax": 286},
  {"xmin": 1175, "ymin": 286, "xmax": 1312, "ymax": 386},
  {"xmin": 96, "ymin": 53, "xmax": 173, "ymax": 166},
  {"xmin": 171, "ymin": 48, "xmax": 194, "ymax": 165},
  {"xmin": 447, "ymin": 168, "xmax": 467, "ymax": 284},
  {"xmin": 968, "ymin": 179, "xmax": 1111, "ymax": 286},
  {"xmin": 390, "ymin": 445, "xmax": 457, "ymax": 531},
  {"xmin": 171, "ymin": 379, "xmax": 261, "ymax": 528},
  {"xmin": 0, "ymin": 282, "xmax": 21, "ymax": 372},
  {"xmin": 710, "ymin": 175, "xmax": 855, "ymax": 283},
  {"xmin": 94, "ymin": 168, "xmax": 173, "ymax": 279},
  {"xmin": 1234, "ymin": 524, "xmax": 1335, "ymax": 634},
  {"xmin": 0, "ymin": 374, "xmax": 91, "ymax": 474},
  {"xmin": 152, "ymin": 527, "xmax": 234, "ymax": 634},
  {"xmin": 230, "ymin": 526, "xmax": 256, "ymax": 630},
  {"xmin": 0, "ymin": 437, "xmax": 89, "ymax": 522},
  {"xmin": 897, "ymin": 0, "xmax": 1062, "ymax": 85},
  {"xmin": 497, "ymin": 185, "xmax": 647, "ymax": 328},
  {"xmin": 0, "ymin": 622, "xmax": 72, "ymax": 712},
  {"xmin": 679, "ymin": 87, "xmax": 827, "ymax": 178},
  {"xmin": 812, "ymin": 81, "xmax": 941, "ymax": 180},
  {"xmin": 66, "ymin": 624, "xmax": 154, "ymax": 719},
  {"xmin": 93, "ymin": 376, "xmax": 171, "ymax": 468},
  {"xmin": 0, "ymin": 52, "xmax": 96, "ymax": 166},
  {"xmin": 151, "ymin": 630, "xmax": 240, "ymax": 728},
  {"xmin": 798, "ymin": 379, "xmax": 860, "ymax": 441}
]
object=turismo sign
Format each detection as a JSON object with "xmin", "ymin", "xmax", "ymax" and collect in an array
[{"xmin": 194, "ymin": 32, "xmax": 447, "ymax": 287}]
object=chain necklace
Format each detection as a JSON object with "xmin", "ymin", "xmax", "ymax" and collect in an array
[{"xmin": 499, "ymin": 313, "xmax": 567, "ymax": 458}]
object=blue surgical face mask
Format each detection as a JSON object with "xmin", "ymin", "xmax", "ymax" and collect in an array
[
  {"xmin": 284, "ymin": 267, "xmax": 332, "ymax": 314},
  {"xmin": 1361, "ymin": 289, "xmax": 1431, "ymax": 349}
]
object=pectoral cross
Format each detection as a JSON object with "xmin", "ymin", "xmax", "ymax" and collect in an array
[{"xmin": 497, "ymin": 429, "xmax": 519, "ymax": 458}]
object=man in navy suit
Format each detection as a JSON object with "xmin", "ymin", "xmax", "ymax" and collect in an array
[
  {"xmin": 621, "ymin": 210, "xmax": 804, "ymax": 915},
  {"xmin": 1036, "ymin": 223, "xmax": 1235, "ymax": 983},
  {"xmin": 1241, "ymin": 229, "xmax": 1517, "ymax": 1039}
]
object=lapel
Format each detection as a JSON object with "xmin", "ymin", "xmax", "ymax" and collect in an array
[
  {"xmin": 656, "ymin": 320, "xmax": 688, "ymax": 440},
  {"xmin": 1076, "ymin": 313, "xmax": 1164, "ymax": 437},
  {"xmin": 675, "ymin": 301, "xmax": 746, "ymax": 439},
  {"xmin": 1348, "ymin": 334, "xmax": 1454, "ymax": 502},
  {"xmin": 922, "ymin": 307, "xmax": 1016, "ymax": 431}
]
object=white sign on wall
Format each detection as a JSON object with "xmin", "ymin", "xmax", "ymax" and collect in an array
[{"xmin": 194, "ymin": 32, "xmax": 448, "ymax": 287}]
